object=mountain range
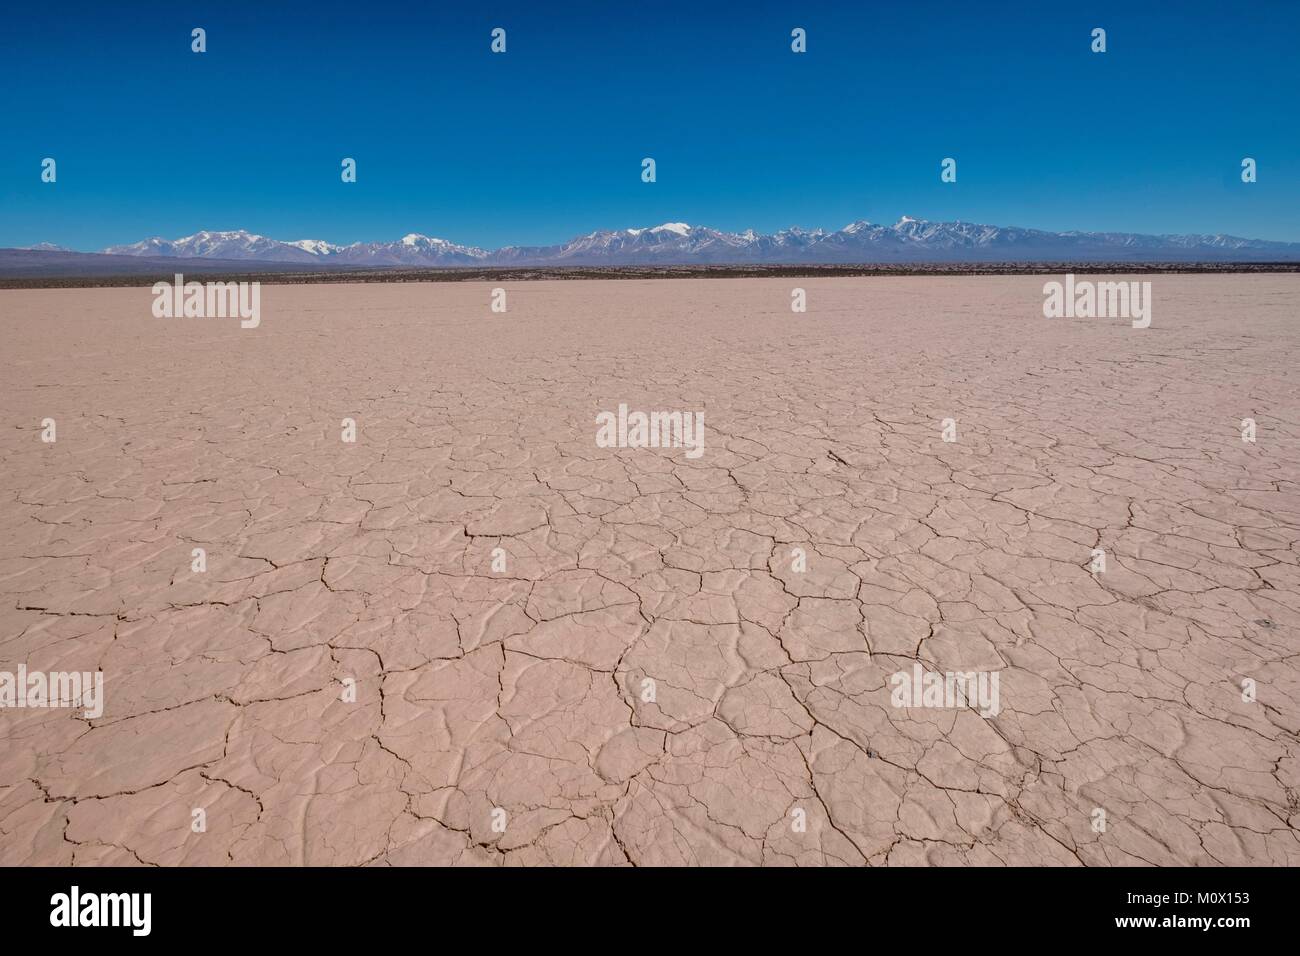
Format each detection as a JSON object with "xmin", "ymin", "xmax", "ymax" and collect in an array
[
  {"xmin": 100, "ymin": 219, "xmax": 1300, "ymax": 265},
  {"xmin": 25, "ymin": 218, "xmax": 1300, "ymax": 267}
]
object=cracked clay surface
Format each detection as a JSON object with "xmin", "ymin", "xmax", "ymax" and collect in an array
[{"xmin": 1, "ymin": 275, "xmax": 1297, "ymax": 866}]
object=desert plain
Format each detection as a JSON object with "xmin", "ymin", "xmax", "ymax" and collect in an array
[{"xmin": 1, "ymin": 274, "xmax": 1297, "ymax": 866}]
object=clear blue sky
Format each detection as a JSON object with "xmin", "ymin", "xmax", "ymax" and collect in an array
[{"xmin": 2, "ymin": 0, "xmax": 1296, "ymax": 250}]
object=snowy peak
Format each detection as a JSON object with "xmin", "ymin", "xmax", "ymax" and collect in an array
[
  {"xmin": 401, "ymin": 233, "xmax": 456, "ymax": 247},
  {"xmin": 625, "ymin": 223, "xmax": 691, "ymax": 237},
  {"xmin": 349, "ymin": 234, "xmax": 489, "ymax": 263},
  {"xmin": 288, "ymin": 238, "xmax": 342, "ymax": 256}
]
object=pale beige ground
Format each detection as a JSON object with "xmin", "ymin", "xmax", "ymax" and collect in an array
[{"xmin": 1, "ymin": 276, "xmax": 1297, "ymax": 866}]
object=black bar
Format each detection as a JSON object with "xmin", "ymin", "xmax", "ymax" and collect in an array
[{"xmin": 0, "ymin": 866, "xmax": 1279, "ymax": 942}]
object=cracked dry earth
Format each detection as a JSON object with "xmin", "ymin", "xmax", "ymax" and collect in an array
[{"xmin": 1, "ymin": 275, "xmax": 1298, "ymax": 867}]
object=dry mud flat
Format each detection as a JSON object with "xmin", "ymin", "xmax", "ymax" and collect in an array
[{"xmin": 1, "ymin": 275, "xmax": 1297, "ymax": 866}]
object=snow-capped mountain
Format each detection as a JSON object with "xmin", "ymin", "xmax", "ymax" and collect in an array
[
  {"xmin": 491, "ymin": 223, "xmax": 766, "ymax": 264},
  {"xmin": 104, "ymin": 229, "xmax": 488, "ymax": 266},
  {"xmin": 104, "ymin": 230, "xmax": 323, "ymax": 262},
  {"xmin": 484, "ymin": 219, "xmax": 1300, "ymax": 264},
  {"xmin": 327, "ymin": 234, "xmax": 490, "ymax": 266},
  {"xmin": 19, "ymin": 242, "xmax": 73, "ymax": 252},
  {"xmin": 96, "ymin": 219, "xmax": 1300, "ymax": 266}
]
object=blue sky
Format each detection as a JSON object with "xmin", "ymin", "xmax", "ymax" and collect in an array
[{"xmin": 2, "ymin": 0, "xmax": 1296, "ymax": 250}]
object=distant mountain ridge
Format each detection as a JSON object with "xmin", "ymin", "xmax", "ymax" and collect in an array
[
  {"xmin": 82, "ymin": 218, "xmax": 1300, "ymax": 265},
  {"xmin": 19, "ymin": 242, "xmax": 73, "ymax": 252}
]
